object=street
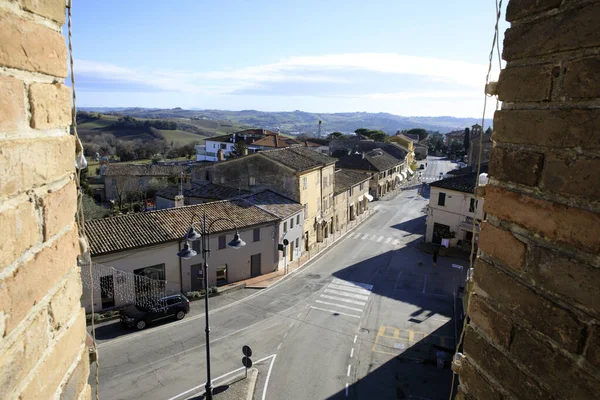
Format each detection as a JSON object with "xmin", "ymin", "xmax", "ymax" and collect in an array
[
  {"xmin": 418, "ymin": 156, "xmax": 457, "ymax": 183},
  {"xmin": 90, "ymin": 158, "xmax": 464, "ymax": 400}
]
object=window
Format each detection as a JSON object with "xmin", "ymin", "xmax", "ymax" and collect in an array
[
  {"xmin": 138, "ymin": 179, "xmax": 144, "ymax": 186},
  {"xmin": 297, "ymin": 215, "xmax": 300, "ymax": 225},
  {"xmin": 167, "ymin": 296, "xmax": 181, "ymax": 306},
  {"xmin": 283, "ymin": 221, "xmax": 287, "ymax": 232},
  {"xmin": 324, "ymin": 197, "xmax": 328, "ymax": 210},
  {"xmin": 205, "ymin": 170, "xmax": 211, "ymax": 180},
  {"xmin": 249, "ymin": 177, "xmax": 256, "ymax": 186},
  {"xmin": 220, "ymin": 143, "xmax": 227, "ymax": 150},
  {"xmin": 295, "ymin": 238, "xmax": 299, "ymax": 248},
  {"xmin": 324, "ymin": 176, "xmax": 328, "ymax": 187},
  {"xmin": 192, "ymin": 240, "xmax": 201, "ymax": 253},
  {"xmin": 253, "ymin": 228, "xmax": 260, "ymax": 242},
  {"xmin": 216, "ymin": 264, "xmax": 227, "ymax": 285},
  {"xmin": 359, "ymin": 182, "xmax": 364, "ymax": 191},
  {"xmin": 469, "ymin": 198, "xmax": 477, "ymax": 213},
  {"xmin": 290, "ymin": 218, "xmax": 294, "ymax": 229},
  {"xmin": 218, "ymin": 235, "xmax": 226, "ymax": 249},
  {"xmin": 304, "ymin": 203, "xmax": 308, "ymax": 218},
  {"xmin": 112, "ymin": 179, "xmax": 117, "ymax": 185},
  {"xmin": 134, "ymin": 264, "xmax": 165, "ymax": 280},
  {"xmin": 438, "ymin": 192, "xmax": 446, "ymax": 206},
  {"xmin": 302, "ymin": 177, "xmax": 307, "ymax": 190}
]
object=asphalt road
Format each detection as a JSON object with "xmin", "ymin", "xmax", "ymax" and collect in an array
[
  {"xmin": 90, "ymin": 181, "xmax": 465, "ymax": 400},
  {"xmin": 419, "ymin": 156, "xmax": 459, "ymax": 183}
]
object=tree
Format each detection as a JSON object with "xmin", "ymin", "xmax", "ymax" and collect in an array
[
  {"xmin": 463, "ymin": 127, "xmax": 470, "ymax": 151},
  {"xmin": 82, "ymin": 194, "xmax": 111, "ymax": 220},
  {"xmin": 328, "ymin": 132, "xmax": 345, "ymax": 139},
  {"xmin": 231, "ymin": 141, "xmax": 248, "ymax": 158},
  {"xmin": 370, "ymin": 131, "xmax": 388, "ymax": 142},
  {"xmin": 405, "ymin": 128, "xmax": 429, "ymax": 142},
  {"xmin": 354, "ymin": 128, "xmax": 371, "ymax": 137},
  {"xmin": 485, "ymin": 126, "xmax": 493, "ymax": 135}
]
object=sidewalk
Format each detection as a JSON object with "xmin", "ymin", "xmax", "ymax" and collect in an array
[{"xmin": 220, "ymin": 209, "xmax": 377, "ymax": 291}]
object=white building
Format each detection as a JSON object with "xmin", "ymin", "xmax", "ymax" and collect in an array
[
  {"xmin": 425, "ymin": 172, "xmax": 484, "ymax": 248},
  {"xmin": 198, "ymin": 129, "xmax": 295, "ymax": 162}
]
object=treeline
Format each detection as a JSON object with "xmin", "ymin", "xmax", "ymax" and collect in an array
[{"xmin": 110, "ymin": 115, "xmax": 177, "ymax": 131}]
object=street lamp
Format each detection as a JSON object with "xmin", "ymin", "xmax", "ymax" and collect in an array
[{"xmin": 177, "ymin": 212, "xmax": 245, "ymax": 400}]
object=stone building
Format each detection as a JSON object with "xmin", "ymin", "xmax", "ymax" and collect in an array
[
  {"xmin": 0, "ymin": 1, "xmax": 90, "ymax": 398},
  {"xmin": 191, "ymin": 146, "xmax": 338, "ymax": 250},
  {"xmin": 467, "ymin": 124, "xmax": 493, "ymax": 167},
  {"xmin": 456, "ymin": 2, "xmax": 600, "ymax": 400},
  {"xmin": 333, "ymin": 169, "xmax": 371, "ymax": 232}
]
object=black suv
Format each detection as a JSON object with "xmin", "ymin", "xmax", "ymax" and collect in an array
[{"xmin": 120, "ymin": 294, "xmax": 190, "ymax": 330}]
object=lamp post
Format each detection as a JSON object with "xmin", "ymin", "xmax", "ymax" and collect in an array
[{"xmin": 177, "ymin": 212, "xmax": 246, "ymax": 400}]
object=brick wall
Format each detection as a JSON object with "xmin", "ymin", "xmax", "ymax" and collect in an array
[
  {"xmin": 457, "ymin": 1, "xmax": 600, "ymax": 399},
  {"xmin": 0, "ymin": 1, "xmax": 90, "ymax": 399}
]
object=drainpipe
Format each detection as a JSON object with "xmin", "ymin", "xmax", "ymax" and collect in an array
[{"xmin": 178, "ymin": 239, "xmax": 184, "ymax": 293}]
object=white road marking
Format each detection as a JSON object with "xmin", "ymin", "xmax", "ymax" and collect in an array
[
  {"xmin": 310, "ymin": 306, "xmax": 361, "ymax": 318},
  {"xmin": 315, "ymin": 300, "xmax": 364, "ymax": 312},
  {"xmin": 288, "ymin": 321, "xmax": 294, "ymax": 329},
  {"xmin": 353, "ymin": 335, "xmax": 357, "ymax": 344},
  {"xmin": 324, "ymin": 288, "xmax": 369, "ymax": 301},
  {"xmin": 297, "ymin": 312, "xmax": 302, "ymax": 318},
  {"xmin": 328, "ymin": 283, "xmax": 371, "ymax": 296},
  {"xmin": 385, "ymin": 237, "xmax": 391, "ymax": 244},
  {"xmin": 320, "ymin": 294, "xmax": 366, "ymax": 306},
  {"xmin": 361, "ymin": 234, "xmax": 370, "ymax": 240},
  {"xmin": 277, "ymin": 343, "xmax": 282, "ymax": 350},
  {"xmin": 350, "ymin": 348, "xmax": 354, "ymax": 358},
  {"xmin": 283, "ymin": 332, "xmax": 288, "ymax": 339},
  {"xmin": 392, "ymin": 239, "xmax": 400, "ymax": 246},
  {"xmin": 393, "ymin": 271, "xmax": 402, "ymax": 292},
  {"xmin": 347, "ymin": 364, "xmax": 351, "ymax": 376},
  {"xmin": 331, "ymin": 279, "xmax": 374, "ymax": 291},
  {"xmin": 262, "ymin": 354, "xmax": 277, "ymax": 400},
  {"xmin": 345, "ymin": 383, "xmax": 349, "ymax": 397},
  {"xmin": 377, "ymin": 235, "xmax": 384, "ymax": 242},
  {"xmin": 166, "ymin": 354, "xmax": 276, "ymax": 400}
]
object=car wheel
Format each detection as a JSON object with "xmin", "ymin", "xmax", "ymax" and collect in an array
[
  {"xmin": 175, "ymin": 310, "xmax": 185, "ymax": 320},
  {"xmin": 135, "ymin": 320, "xmax": 147, "ymax": 330}
]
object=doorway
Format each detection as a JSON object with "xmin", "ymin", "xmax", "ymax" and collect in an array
[
  {"xmin": 289, "ymin": 241, "xmax": 294, "ymax": 261},
  {"xmin": 250, "ymin": 253, "xmax": 261, "ymax": 277},
  {"xmin": 190, "ymin": 263, "xmax": 204, "ymax": 291},
  {"xmin": 432, "ymin": 222, "xmax": 450, "ymax": 245},
  {"xmin": 100, "ymin": 275, "xmax": 115, "ymax": 309}
]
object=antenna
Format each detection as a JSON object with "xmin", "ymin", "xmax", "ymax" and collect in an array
[{"xmin": 318, "ymin": 120, "xmax": 322, "ymax": 138}]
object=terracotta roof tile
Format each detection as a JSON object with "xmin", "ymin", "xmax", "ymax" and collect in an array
[
  {"xmin": 241, "ymin": 190, "xmax": 303, "ymax": 219},
  {"xmin": 260, "ymin": 146, "xmax": 337, "ymax": 172},
  {"xmin": 103, "ymin": 163, "xmax": 186, "ymax": 177},
  {"xmin": 334, "ymin": 169, "xmax": 371, "ymax": 194}
]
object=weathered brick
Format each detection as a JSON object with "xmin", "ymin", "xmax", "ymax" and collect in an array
[
  {"xmin": 21, "ymin": 0, "xmax": 66, "ymax": 24},
  {"xmin": 0, "ymin": 308, "xmax": 50, "ymax": 397},
  {"xmin": 40, "ymin": 180, "xmax": 77, "ymax": 241},
  {"xmin": 511, "ymin": 328, "xmax": 600, "ymax": 399},
  {"xmin": 0, "ymin": 75, "xmax": 25, "ymax": 132},
  {"xmin": 563, "ymin": 56, "xmax": 600, "ymax": 99},
  {"xmin": 506, "ymin": 0, "xmax": 562, "ymax": 21},
  {"xmin": 469, "ymin": 293, "xmax": 513, "ymax": 348},
  {"xmin": 475, "ymin": 258, "xmax": 583, "ymax": 353},
  {"xmin": 530, "ymin": 246, "xmax": 600, "ymax": 315},
  {"xmin": 58, "ymin": 347, "xmax": 89, "ymax": 400},
  {"xmin": 494, "ymin": 109, "xmax": 600, "ymax": 149},
  {"xmin": 0, "ymin": 199, "xmax": 39, "ymax": 270},
  {"xmin": 48, "ymin": 266, "xmax": 83, "ymax": 330},
  {"xmin": 459, "ymin": 358, "xmax": 503, "ymax": 400},
  {"xmin": 0, "ymin": 136, "xmax": 75, "ymax": 198},
  {"xmin": 484, "ymin": 185, "xmax": 600, "ymax": 254},
  {"xmin": 541, "ymin": 154, "xmax": 600, "ymax": 200},
  {"xmin": 20, "ymin": 310, "xmax": 86, "ymax": 399},
  {"xmin": 0, "ymin": 11, "xmax": 67, "ymax": 77},
  {"xmin": 29, "ymin": 83, "xmax": 71, "ymax": 130},
  {"xmin": 488, "ymin": 146, "xmax": 543, "ymax": 187},
  {"xmin": 586, "ymin": 326, "xmax": 600, "ymax": 369},
  {"xmin": 504, "ymin": 3, "xmax": 600, "ymax": 61},
  {"xmin": 464, "ymin": 326, "xmax": 552, "ymax": 400},
  {"xmin": 496, "ymin": 64, "xmax": 554, "ymax": 102},
  {"xmin": 0, "ymin": 226, "xmax": 79, "ymax": 336},
  {"xmin": 479, "ymin": 222, "xmax": 527, "ymax": 271}
]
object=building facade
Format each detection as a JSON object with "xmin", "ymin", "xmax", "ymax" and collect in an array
[
  {"xmin": 425, "ymin": 172, "xmax": 484, "ymax": 247},
  {"xmin": 333, "ymin": 169, "xmax": 371, "ymax": 232},
  {"xmin": 467, "ymin": 124, "xmax": 493, "ymax": 166}
]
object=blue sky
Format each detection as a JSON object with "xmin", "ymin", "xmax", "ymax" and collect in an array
[{"xmin": 69, "ymin": 0, "xmax": 507, "ymax": 117}]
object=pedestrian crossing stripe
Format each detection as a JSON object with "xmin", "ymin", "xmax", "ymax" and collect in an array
[
  {"xmin": 331, "ymin": 279, "xmax": 373, "ymax": 291},
  {"xmin": 327, "ymin": 283, "xmax": 371, "ymax": 296},
  {"xmin": 315, "ymin": 300, "xmax": 363, "ymax": 312},
  {"xmin": 310, "ymin": 279, "xmax": 373, "ymax": 318},
  {"xmin": 347, "ymin": 232, "xmax": 402, "ymax": 246},
  {"xmin": 319, "ymin": 294, "xmax": 366, "ymax": 307},
  {"xmin": 324, "ymin": 288, "xmax": 369, "ymax": 301}
]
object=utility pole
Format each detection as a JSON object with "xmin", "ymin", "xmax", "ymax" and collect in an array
[{"xmin": 318, "ymin": 120, "xmax": 322, "ymax": 138}]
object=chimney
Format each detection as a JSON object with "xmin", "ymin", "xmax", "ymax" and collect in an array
[
  {"xmin": 362, "ymin": 152, "xmax": 366, "ymax": 159},
  {"xmin": 232, "ymin": 133, "xmax": 236, "ymax": 143},
  {"xmin": 174, "ymin": 194, "xmax": 184, "ymax": 208},
  {"xmin": 217, "ymin": 149, "xmax": 225, "ymax": 161}
]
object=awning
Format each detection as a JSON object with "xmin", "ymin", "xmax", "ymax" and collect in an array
[
  {"xmin": 401, "ymin": 171, "xmax": 408, "ymax": 180},
  {"xmin": 408, "ymin": 169, "xmax": 415, "ymax": 176},
  {"xmin": 395, "ymin": 173, "xmax": 404, "ymax": 182},
  {"xmin": 366, "ymin": 194, "xmax": 374, "ymax": 201},
  {"xmin": 358, "ymin": 195, "xmax": 364, "ymax": 201}
]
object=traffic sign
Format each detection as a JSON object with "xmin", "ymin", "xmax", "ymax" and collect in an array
[
  {"xmin": 283, "ymin": 239, "xmax": 289, "ymax": 246},
  {"xmin": 242, "ymin": 357, "xmax": 253, "ymax": 368},
  {"xmin": 242, "ymin": 345, "xmax": 252, "ymax": 357}
]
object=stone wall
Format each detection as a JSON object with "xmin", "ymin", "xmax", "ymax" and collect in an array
[
  {"xmin": 457, "ymin": 1, "xmax": 600, "ymax": 399},
  {"xmin": 0, "ymin": 1, "xmax": 89, "ymax": 399}
]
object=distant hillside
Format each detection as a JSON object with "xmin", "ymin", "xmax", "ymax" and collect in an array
[
  {"xmin": 80, "ymin": 107, "xmax": 492, "ymax": 135},
  {"xmin": 76, "ymin": 111, "xmax": 253, "ymax": 145}
]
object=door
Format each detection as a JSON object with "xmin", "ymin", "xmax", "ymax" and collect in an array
[
  {"xmin": 432, "ymin": 223, "xmax": 450, "ymax": 245},
  {"xmin": 100, "ymin": 275, "xmax": 115, "ymax": 309},
  {"xmin": 304, "ymin": 232, "xmax": 309, "ymax": 251},
  {"xmin": 250, "ymin": 254, "xmax": 261, "ymax": 277},
  {"xmin": 289, "ymin": 241, "xmax": 294, "ymax": 262},
  {"xmin": 190, "ymin": 263, "xmax": 204, "ymax": 291}
]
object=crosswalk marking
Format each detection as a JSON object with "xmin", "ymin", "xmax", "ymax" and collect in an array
[
  {"xmin": 319, "ymin": 294, "xmax": 366, "ymax": 306},
  {"xmin": 377, "ymin": 236, "xmax": 384, "ymax": 242},
  {"xmin": 331, "ymin": 279, "xmax": 374, "ymax": 291},
  {"xmin": 361, "ymin": 234, "xmax": 370, "ymax": 240},
  {"xmin": 385, "ymin": 237, "xmax": 391, "ymax": 244},
  {"xmin": 328, "ymin": 283, "xmax": 371, "ymax": 296},
  {"xmin": 324, "ymin": 288, "xmax": 369, "ymax": 301},
  {"xmin": 310, "ymin": 306, "xmax": 361, "ymax": 318},
  {"xmin": 393, "ymin": 239, "xmax": 400, "ymax": 246},
  {"xmin": 347, "ymin": 232, "xmax": 404, "ymax": 246},
  {"xmin": 315, "ymin": 300, "xmax": 364, "ymax": 312}
]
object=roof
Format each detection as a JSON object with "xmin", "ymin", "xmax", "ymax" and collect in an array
[
  {"xmin": 252, "ymin": 135, "xmax": 299, "ymax": 148},
  {"xmin": 85, "ymin": 199, "xmax": 278, "ymax": 256},
  {"xmin": 446, "ymin": 130, "xmax": 465, "ymax": 138},
  {"xmin": 241, "ymin": 190, "xmax": 303, "ymax": 219},
  {"xmin": 447, "ymin": 163, "xmax": 489, "ymax": 176},
  {"xmin": 395, "ymin": 133, "xmax": 418, "ymax": 143},
  {"xmin": 334, "ymin": 148, "xmax": 403, "ymax": 172},
  {"xmin": 156, "ymin": 183, "xmax": 250, "ymax": 201},
  {"xmin": 260, "ymin": 146, "xmax": 337, "ymax": 172},
  {"xmin": 334, "ymin": 169, "xmax": 371, "ymax": 194},
  {"xmin": 300, "ymin": 141, "xmax": 321, "ymax": 147},
  {"xmin": 103, "ymin": 164, "xmax": 186, "ymax": 177},
  {"xmin": 429, "ymin": 172, "xmax": 480, "ymax": 194}
]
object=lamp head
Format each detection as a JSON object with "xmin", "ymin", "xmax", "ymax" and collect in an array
[
  {"xmin": 185, "ymin": 226, "xmax": 201, "ymax": 241},
  {"xmin": 177, "ymin": 241, "xmax": 197, "ymax": 259},
  {"xmin": 227, "ymin": 231, "xmax": 246, "ymax": 249}
]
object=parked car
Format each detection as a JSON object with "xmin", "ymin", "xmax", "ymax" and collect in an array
[
  {"xmin": 419, "ymin": 164, "xmax": 425, "ymax": 169},
  {"xmin": 120, "ymin": 294, "xmax": 190, "ymax": 330}
]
